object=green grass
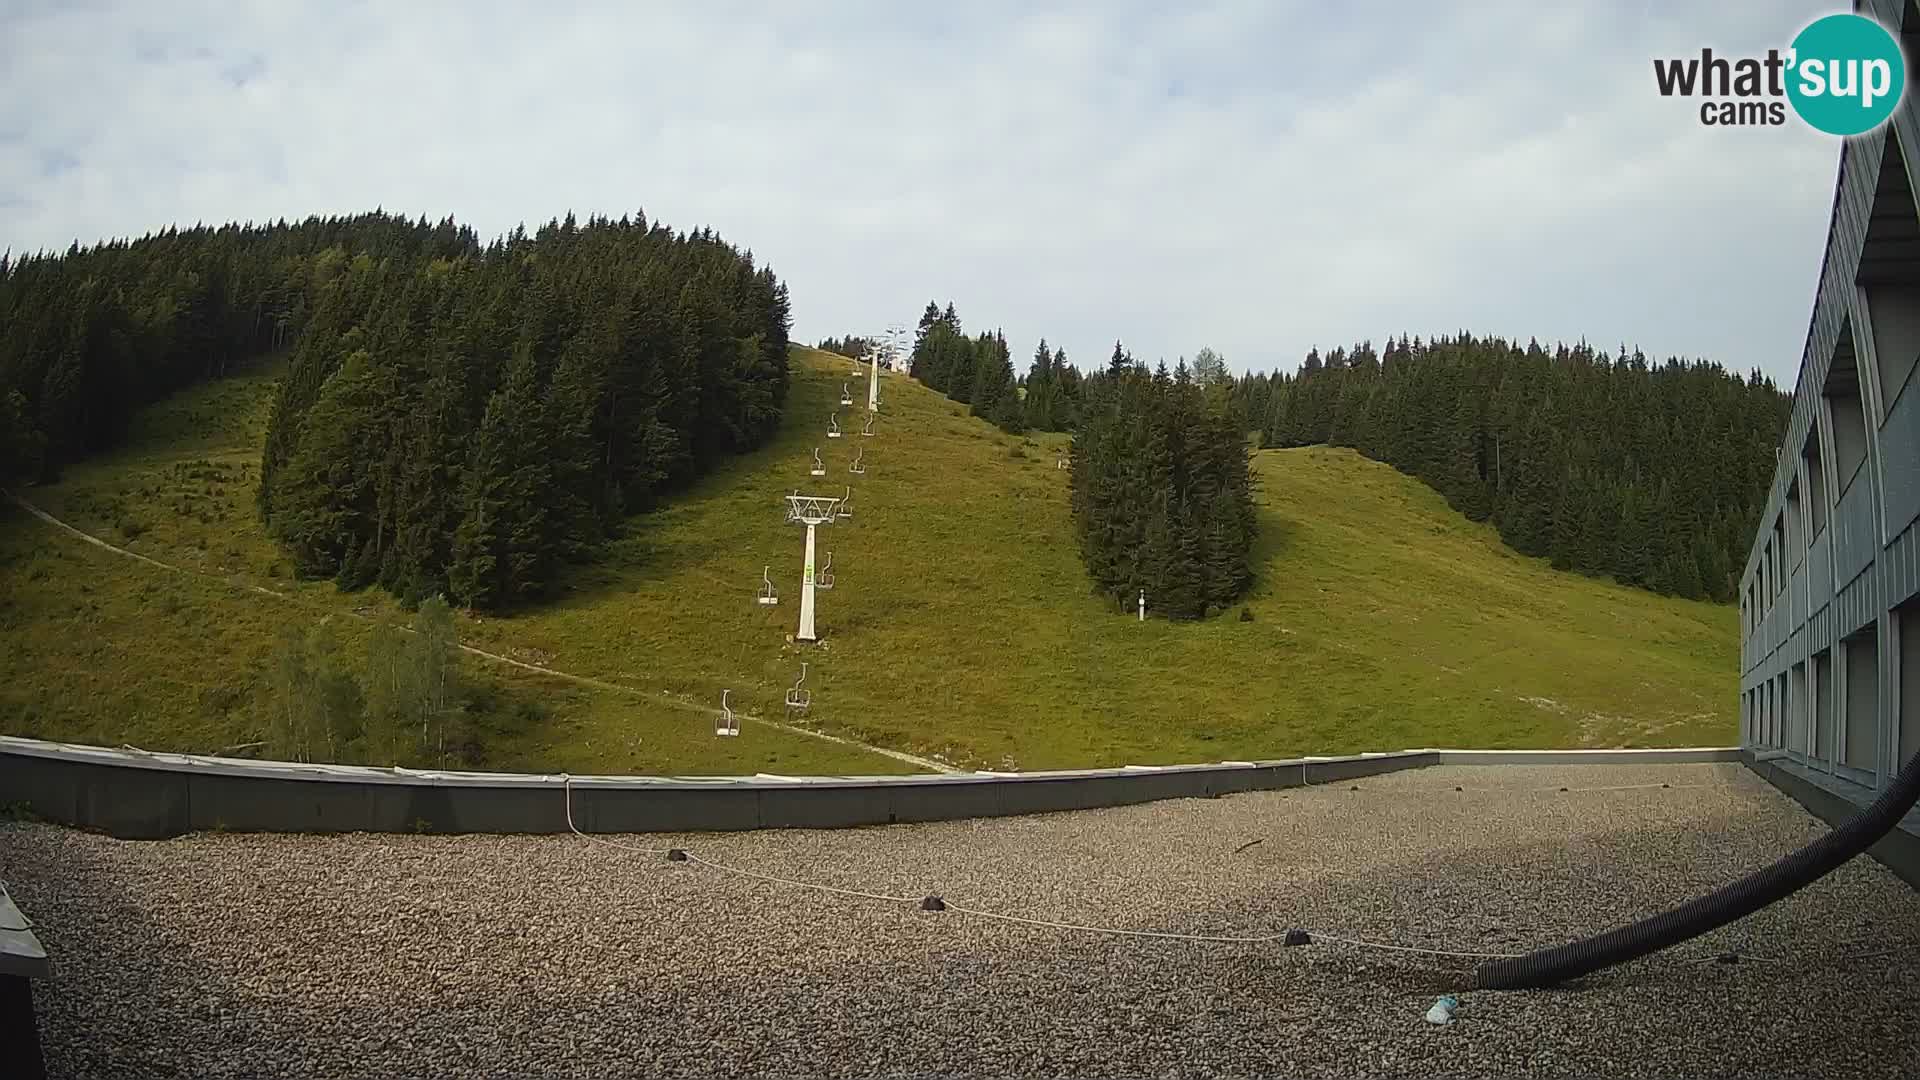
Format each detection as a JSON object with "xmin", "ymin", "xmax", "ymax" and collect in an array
[{"xmin": 0, "ymin": 346, "xmax": 1737, "ymax": 774}]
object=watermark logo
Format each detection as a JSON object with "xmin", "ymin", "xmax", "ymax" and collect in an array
[{"xmin": 1653, "ymin": 13, "xmax": 1906, "ymax": 135}]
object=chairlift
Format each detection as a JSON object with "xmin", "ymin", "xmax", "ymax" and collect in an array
[
  {"xmin": 716, "ymin": 689, "xmax": 739, "ymax": 737},
  {"xmin": 837, "ymin": 486, "xmax": 853, "ymax": 519},
  {"xmin": 850, "ymin": 446, "xmax": 866, "ymax": 475},
  {"xmin": 757, "ymin": 566, "xmax": 779, "ymax": 606},
  {"xmin": 785, "ymin": 663, "xmax": 811, "ymax": 713},
  {"xmin": 811, "ymin": 447, "xmax": 826, "ymax": 476},
  {"xmin": 1057, "ymin": 452, "xmax": 1069, "ymax": 470},
  {"xmin": 861, "ymin": 413, "xmax": 875, "ymax": 437},
  {"xmin": 827, "ymin": 413, "xmax": 842, "ymax": 439},
  {"xmin": 817, "ymin": 551, "xmax": 835, "ymax": 590},
  {"xmin": 841, "ymin": 383, "xmax": 853, "ymax": 407}
]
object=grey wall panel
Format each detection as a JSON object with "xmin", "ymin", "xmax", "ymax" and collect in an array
[
  {"xmin": 1810, "ymin": 529, "xmax": 1835, "ymax": 612},
  {"xmin": 1883, "ymin": 380, "xmax": 1920, "ymax": 544},
  {"xmin": 1835, "ymin": 477, "xmax": 1879, "ymax": 593}
]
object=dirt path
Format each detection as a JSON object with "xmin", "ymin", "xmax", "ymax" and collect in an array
[{"xmin": 5, "ymin": 491, "xmax": 956, "ymax": 775}]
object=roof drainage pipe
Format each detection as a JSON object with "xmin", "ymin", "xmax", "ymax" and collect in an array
[{"xmin": 1475, "ymin": 747, "xmax": 1920, "ymax": 990}]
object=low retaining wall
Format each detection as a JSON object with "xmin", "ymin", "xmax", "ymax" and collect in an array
[{"xmin": 0, "ymin": 737, "xmax": 1743, "ymax": 840}]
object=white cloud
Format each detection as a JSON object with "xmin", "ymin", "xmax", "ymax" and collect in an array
[{"xmin": 0, "ymin": 1, "xmax": 1850, "ymax": 385}]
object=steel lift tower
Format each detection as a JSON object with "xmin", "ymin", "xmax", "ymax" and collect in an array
[{"xmin": 784, "ymin": 491, "xmax": 842, "ymax": 642}]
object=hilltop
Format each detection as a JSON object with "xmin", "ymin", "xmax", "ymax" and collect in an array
[{"xmin": 0, "ymin": 346, "xmax": 1736, "ymax": 773}]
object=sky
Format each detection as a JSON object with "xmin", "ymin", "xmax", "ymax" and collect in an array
[{"xmin": 0, "ymin": 1, "xmax": 1855, "ymax": 386}]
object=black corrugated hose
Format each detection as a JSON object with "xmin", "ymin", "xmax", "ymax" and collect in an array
[{"xmin": 1475, "ymin": 748, "xmax": 1920, "ymax": 990}]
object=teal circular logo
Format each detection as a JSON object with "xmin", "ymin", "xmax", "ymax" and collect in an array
[{"xmin": 1787, "ymin": 14, "xmax": 1906, "ymax": 136}]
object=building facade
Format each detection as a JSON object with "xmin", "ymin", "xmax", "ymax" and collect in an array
[{"xmin": 1740, "ymin": 0, "xmax": 1920, "ymax": 837}]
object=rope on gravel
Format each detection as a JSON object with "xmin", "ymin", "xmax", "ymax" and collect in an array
[{"xmin": 560, "ymin": 775, "xmax": 673, "ymax": 857}]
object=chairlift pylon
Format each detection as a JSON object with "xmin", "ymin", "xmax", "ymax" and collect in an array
[
  {"xmin": 785, "ymin": 662, "xmax": 811, "ymax": 714},
  {"xmin": 850, "ymin": 446, "xmax": 866, "ymax": 475},
  {"xmin": 757, "ymin": 566, "xmax": 779, "ymax": 606},
  {"xmin": 827, "ymin": 413, "xmax": 842, "ymax": 439},
  {"xmin": 716, "ymin": 689, "xmax": 739, "ymax": 737},
  {"xmin": 817, "ymin": 551, "xmax": 835, "ymax": 590},
  {"xmin": 810, "ymin": 447, "xmax": 825, "ymax": 476}
]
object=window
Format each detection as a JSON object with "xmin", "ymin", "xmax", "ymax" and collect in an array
[
  {"xmin": 1825, "ymin": 320, "xmax": 1871, "ymax": 488},
  {"xmin": 1790, "ymin": 661, "xmax": 1809, "ymax": 753},
  {"xmin": 1856, "ymin": 125, "xmax": 1920, "ymax": 420},
  {"xmin": 1814, "ymin": 648, "xmax": 1835, "ymax": 766},
  {"xmin": 1784, "ymin": 482, "xmax": 1802, "ymax": 566},
  {"xmin": 1773, "ymin": 517, "xmax": 1788, "ymax": 593},
  {"xmin": 1900, "ymin": 600, "xmax": 1918, "ymax": 766},
  {"xmin": 1842, "ymin": 625, "xmax": 1881, "ymax": 773},
  {"xmin": 1803, "ymin": 430, "xmax": 1828, "ymax": 536}
]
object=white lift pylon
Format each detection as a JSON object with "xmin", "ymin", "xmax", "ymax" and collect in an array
[{"xmin": 785, "ymin": 491, "xmax": 842, "ymax": 642}]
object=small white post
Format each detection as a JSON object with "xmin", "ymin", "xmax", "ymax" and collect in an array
[
  {"xmin": 1138, "ymin": 589, "xmax": 1146, "ymax": 622},
  {"xmin": 799, "ymin": 523, "xmax": 820, "ymax": 642}
]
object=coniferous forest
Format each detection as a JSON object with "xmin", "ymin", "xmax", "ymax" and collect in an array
[
  {"xmin": 909, "ymin": 301, "xmax": 1086, "ymax": 435},
  {"xmin": 909, "ymin": 301, "xmax": 1249, "ymax": 618},
  {"xmin": 814, "ymin": 335, "xmax": 872, "ymax": 360},
  {"xmin": 0, "ymin": 210, "xmax": 792, "ymax": 612},
  {"xmin": 1252, "ymin": 334, "xmax": 1789, "ymax": 602},
  {"xmin": 0, "ymin": 213, "xmax": 483, "ymax": 486},
  {"xmin": 260, "ymin": 214, "xmax": 790, "ymax": 610},
  {"xmin": 1070, "ymin": 342, "xmax": 1258, "ymax": 618}
]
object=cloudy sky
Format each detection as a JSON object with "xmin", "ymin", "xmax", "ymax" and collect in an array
[{"xmin": 0, "ymin": 1, "xmax": 1852, "ymax": 384}]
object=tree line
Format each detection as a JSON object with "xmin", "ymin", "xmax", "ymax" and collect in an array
[
  {"xmin": 258, "ymin": 211, "xmax": 791, "ymax": 610},
  {"xmin": 815, "ymin": 335, "xmax": 872, "ymax": 359},
  {"xmin": 1071, "ymin": 342, "xmax": 1258, "ymax": 618},
  {"xmin": 908, "ymin": 301, "xmax": 1087, "ymax": 434},
  {"xmin": 0, "ymin": 212, "xmax": 480, "ymax": 485},
  {"xmin": 1253, "ymin": 333, "xmax": 1788, "ymax": 602},
  {"xmin": 909, "ymin": 299, "xmax": 1256, "ymax": 618}
]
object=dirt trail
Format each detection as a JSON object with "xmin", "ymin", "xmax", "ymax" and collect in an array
[{"xmin": 5, "ymin": 491, "xmax": 956, "ymax": 775}]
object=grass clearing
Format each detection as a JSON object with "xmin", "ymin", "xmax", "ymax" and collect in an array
[{"xmin": 0, "ymin": 346, "xmax": 1736, "ymax": 773}]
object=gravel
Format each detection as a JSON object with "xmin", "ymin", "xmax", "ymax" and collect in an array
[{"xmin": 3, "ymin": 762, "xmax": 1918, "ymax": 1078}]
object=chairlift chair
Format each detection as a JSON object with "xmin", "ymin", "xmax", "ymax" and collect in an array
[
  {"xmin": 861, "ymin": 413, "xmax": 875, "ymax": 436},
  {"xmin": 811, "ymin": 447, "xmax": 826, "ymax": 476},
  {"xmin": 716, "ymin": 689, "xmax": 739, "ymax": 737},
  {"xmin": 841, "ymin": 383, "xmax": 853, "ymax": 407},
  {"xmin": 816, "ymin": 551, "xmax": 835, "ymax": 590},
  {"xmin": 837, "ymin": 486, "xmax": 853, "ymax": 519},
  {"xmin": 757, "ymin": 566, "xmax": 779, "ymax": 606},
  {"xmin": 827, "ymin": 413, "xmax": 842, "ymax": 439},
  {"xmin": 785, "ymin": 663, "xmax": 811, "ymax": 714},
  {"xmin": 850, "ymin": 446, "xmax": 866, "ymax": 475}
]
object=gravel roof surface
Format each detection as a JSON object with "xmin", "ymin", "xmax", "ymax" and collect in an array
[{"xmin": 3, "ymin": 762, "xmax": 1918, "ymax": 1079}]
